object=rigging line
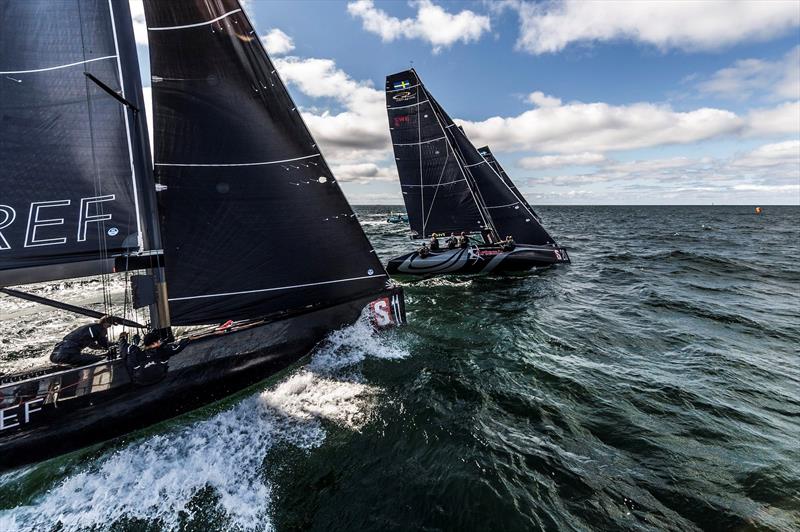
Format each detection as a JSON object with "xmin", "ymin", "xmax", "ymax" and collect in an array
[
  {"xmin": 425, "ymin": 89, "xmax": 491, "ymax": 231},
  {"xmin": 155, "ymin": 153, "xmax": 320, "ymax": 167},
  {"xmin": 422, "ymin": 137, "xmax": 451, "ymax": 232},
  {"xmin": 0, "ymin": 55, "xmax": 117, "ymax": 75},
  {"xmin": 464, "ymin": 160, "xmax": 487, "ymax": 168},
  {"xmin": 169, "ymin": 274, "xmax": 388, "ymax": 302},
  {"xmin": 108, "ymin": 0, "xmax": 143, "ymax": 252},
  {"xmin": 475, "ymin": 147, "xmax": 541, "ymax": 224},
  {"xmin": 416, "ymin": 83, "xmax": 425, "ymax": 237},
  {"xmin": 147, "ymin": 8, "xmax": 242, "ymax": 31}
]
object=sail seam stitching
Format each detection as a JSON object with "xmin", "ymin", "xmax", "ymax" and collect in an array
[
  {"xmin": 169, "ymin": 274, "xmax": 387, "ymax": 301},
  {"xmin": 388, "ymin": 99, "xmax": 429, "ymax": 110},
  {"xmin": 147, "ymin": 9, "xmax": 242, "ymax": 31},
  {"xmin": 393, "ymin": 136, "xmax": 445, "ymax": 147},
  {"xmin": 0, "ymin": 55, "xmax": 117, "ymax": 75},
  {"xmin": 155, "ymin": 154, "xmax": 320, "ymax": 167}
]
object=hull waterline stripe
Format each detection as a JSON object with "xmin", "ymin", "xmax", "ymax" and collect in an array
[
  {"xmin": 169, "ymin": 274, "xmax": 387, "ymax": 301},
  {"xmin": 148, "ymin": 9, "xmax": 242, "ymax": 31},
  {"xmin": 0, "ymin": 55, "xmax": 117, "ymax": 75},
  {"xmin": 155, "ymin": 154, "xmax": 320, "ymax": 167}
]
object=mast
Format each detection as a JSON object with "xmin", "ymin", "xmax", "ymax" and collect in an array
[{"xmin": 109, "ymin": 0, "xmax": 170, "ymax": 330}]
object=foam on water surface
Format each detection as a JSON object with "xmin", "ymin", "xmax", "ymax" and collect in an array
[{"xmin": 0, "ymin": 314, "xmax": 408, "ymax": 531}]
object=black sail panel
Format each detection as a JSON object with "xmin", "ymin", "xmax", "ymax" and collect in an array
[
  {"xmin": 478, "ymin": 146, "xmax": 541, "ymax": 222},
  {"xmin": 144, "ymin": 0, "xmax": 387, "ymax": 325},
  {"xmin": 426, "ymin": 91, "xmax": 557, "ymax": 246},
  {"xmin": 386, "ymin": 70, "xmax": 485, "ymax": 238},
  {"xmin": 0, "ymin": 0, "xmax": 145, "ymax": 286}
]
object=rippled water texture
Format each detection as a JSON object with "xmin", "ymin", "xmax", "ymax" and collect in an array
[{"xmin": 1, "ymin": 205, "xmax": 799, "ymax": 531}]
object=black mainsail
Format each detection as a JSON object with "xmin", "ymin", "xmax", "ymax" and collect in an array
[
  {"xmin": 477, "ymin": 145, "xmax": 539, "ymax": 223},
  {"xmin": 145, "ymin": 0, "xmax": 389, "ymax": 325},
  {"xmin": 386, "ymin": 70, "xmax": 488, "ymax": 239},
  {"xmin": 0, "ymin": 0, "xmax": 157, "ymax": 287},
  {"xmin": 1, "ymin": 0, "xmax": 403, "ymax": 470},
  {"xmin": 386, "ymin": 69, "xmax": 558, "ymax": 247}
]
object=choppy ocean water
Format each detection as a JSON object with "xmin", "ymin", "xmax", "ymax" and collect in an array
[{"xmin": 0, "ymin": 205, "xmax": 798, "ymax": 531}]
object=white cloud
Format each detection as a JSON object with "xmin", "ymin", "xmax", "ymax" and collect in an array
[
  {"xmin": 260, "ymin": 28, "xmax": 295, "ymax": 56},
  {"xmin": 697, "ymin": 46, "xmax": 800, "ymax": 101},
  {"xmin": 458, "ymin": 100, "xmax": 743, "ymax": 153},
  {"xmin": 524, "ymin": 141, "xmax": 800, "ymax": 201},
  {"xmin": 272, "ymin": 56, "xmax": 390, "ymax": 157},
  {"xmin": 503, "ymin": 0, "xmax": 800, "ymax": 54},
  {"xmin": 731, "ymin": 140, "xmax": 800, "ymax": 168},
  {"xmin": 745, "ymin": 101, "xmax": 800, "ymax": 137},
  {"xmin": 526, "ymin": 91, "xmax": 561, "ymax": 107},
  {"xmin": 347, "ymin": 0, "xmax": 491, "ymax": 52},
  {"xmin": 330, "ymin": 163, "xmax": 398, "ymax": 183},
  {"xmin": 518, "ymin": 152, "xmax": 606, "ymax": 169}
]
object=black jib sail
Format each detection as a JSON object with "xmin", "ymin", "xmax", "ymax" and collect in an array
[
  {"xmin": 0, "ymin": 0, "xmax": 153, "ymax": 287},
  {"xmin": 426, "ymin": 91, "xmax": 557, "ymax": 246},
  {"xmin": 478, "ymin": 145, "xmax": 541, "ymax": 223},
  {"xmin": 144, "ymin": 0, "xmax": 389, "ymax": 325},
  {"xmin": 386, "ymin": 69, "xmax": 558, "ymax": 247},
  {"xmin": 386, "ymin": 70, "xmax": 487, "ymax": 238}
]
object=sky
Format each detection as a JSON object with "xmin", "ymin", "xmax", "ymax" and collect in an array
[{"xmin": 131, "ymin": 0, "xmax": 800, "ymax": 205}]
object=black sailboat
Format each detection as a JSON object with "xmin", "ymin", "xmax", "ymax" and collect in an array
[
  {"xmin": 0, "ymin": 0, "xmax": 403, "ymax": 471},
  {"xmin": 384, "ymin": 69, "xmax": 569, "ymax": 276}
]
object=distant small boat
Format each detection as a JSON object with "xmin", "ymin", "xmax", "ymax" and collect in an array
[{"xmin": 387, "ymin": 213, "xmax": 409, "ymax": 223}]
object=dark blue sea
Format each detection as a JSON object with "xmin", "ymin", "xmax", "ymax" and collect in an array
[{"xmin": 1, "ymin": 205, "xmax": 798, "ymax": 531}]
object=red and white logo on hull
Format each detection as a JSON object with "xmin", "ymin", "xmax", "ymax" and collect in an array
[{"xmin": 369, "ymin": 293, "xmax": 404, "ymax": 329}]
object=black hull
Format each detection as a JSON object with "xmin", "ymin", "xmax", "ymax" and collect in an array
[
  {"xmin": 386, "ymin": 245, "xmax": 569, "ymax": 277},
  {"xmin": 0, "ymin": 290, "xmax": 404, "ymax": 471}
]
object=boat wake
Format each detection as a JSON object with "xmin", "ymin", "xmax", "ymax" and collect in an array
[{"xmin": 0, "ymin": 314, "xmax": 407, "ymax": 531}]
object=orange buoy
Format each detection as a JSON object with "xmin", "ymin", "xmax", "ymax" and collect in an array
[{"xmin": 755, "ymin": 206, "xmax": 763, "ymax": 215}]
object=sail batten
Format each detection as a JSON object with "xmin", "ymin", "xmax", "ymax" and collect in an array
[{"xmin": 144, "ymin": 0, "xmax": 388, "ymax": 325}]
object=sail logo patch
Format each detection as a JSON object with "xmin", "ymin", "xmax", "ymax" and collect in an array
[
  {"xmin": 393, "ymin": 115, "xmax": 411, "ymax": 127},
  {"xmin": 393, "ymin": 80, "xmax": 411, "ymax": 90},
  {"xmin": 107, "ymin": 227, "xmax": 119, "ymax": 237},
  {"xmin": 393, "ymin": 91, "xmax": 414, "ymax": 102},
  {"xmin": 369, "ymin": 293, "xmax": 404, "ymax": 328}
]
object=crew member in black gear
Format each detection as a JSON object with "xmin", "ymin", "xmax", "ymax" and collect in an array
[
  {"xmin": 446, "ymin": 232, "xmax": 458, "ymax": 249},
  {"xmin": 429, "ymin": 235, "xmax": 440, "ymax": 251},
  {"xmin": 458, "ymin": 231, "xmax": 470, "ymax": 248},
  {"xmin": 418, "ymin": 242, "xmax": 431, "ymax": 258},
  {"xmin": 50, "ymin": 316, "xmax": 115, "ymax": 366},
  {"xmin": 502, "ymin": 235, "xmax": 516, "ymax": 251},
  {"xmin": 118, "ymin": 331, "xmax": 189, "ymax": 386}
]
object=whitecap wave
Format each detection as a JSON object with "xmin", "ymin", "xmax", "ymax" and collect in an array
[{"xmin": 0, "ymin": 313, "xmax": 407, "ymax": 531}]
